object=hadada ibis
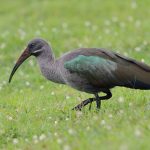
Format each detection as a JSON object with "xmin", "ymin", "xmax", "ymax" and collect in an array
[{"xmin": 9, "ymin": 38, "xmax": 150, "ymax": 110}]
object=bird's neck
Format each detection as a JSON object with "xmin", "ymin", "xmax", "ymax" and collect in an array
[{"xmin": 36, "ymin": 47, "xmax": 65, "ymax": 84}]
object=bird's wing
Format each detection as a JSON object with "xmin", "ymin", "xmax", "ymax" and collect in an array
[{"xmin": 63, "ymin": 48, "xmax": 150, "ymax": 89}]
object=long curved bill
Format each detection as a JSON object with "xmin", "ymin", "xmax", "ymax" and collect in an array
[{"xmin": 9, "ymin": 48, "xmax": 31, "ymax": 83}]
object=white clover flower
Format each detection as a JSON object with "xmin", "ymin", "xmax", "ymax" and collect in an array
[
  {"xmin": 54, "ymin": 132, "xmax": 58, "ymax": 136},
  {"xmin": 134, "ymin": 128, "xmax": 142, "ymax": 137},
  {"xmin": 65, "ymin": 118, "xmax": 69, "ymax": 121},
  {"xmin": 40, "ymin": 85, "xmax": 44, "ymax": 90},
  {"xmin": 129, "ymin": 102, "xmax": 133, "ymax": 107},
  {"xmin": 108, "ymin": 114, "xmax": 113, "ymax": 118},
  {"xmin": 39, "ymin": 134, "xmax": 46, "ymax": 141},
  {"xmin": 86, "ymin": 126, "xmax": 90, "ymax": 131},
  {"xmin": 101, "ymin": 120, "xmax": 106, "ymax": 125},
  {"xmin": 131, "ymin": 1, "xmax": 137, "ymax": 9},
  {"xmin": 25, "ymin": 81, "xmax": 30, "ymax": 86},
  {"xmin": 68, "ymin": 129, "xmax": 75, "ymax": 135},
  {"xmin": 63, "ymin": 145, "xmax": 71, "ymax": 150},
  {"xmin": 0, "ymin": 43, "xmax": 6, "ymax": 49},
  {"xmin": 85, "ymin": 21, "xmax": 91, "ymax": 27},
  {"xmin": 51, "ymin": 91, "xmax": 55, "ymax": 95},
  {"xmin": 33, "ymin": 135, "xmax": 38, "ymax": 140},
  {"xmin": 65, "ymin": 95, "xmax": 70, "ymax": 99},
  {"xmin": 54, "ymin": 120, "xmax": 58, "ymax": 125},
  {"xmin": 135, "ymin": 47, "xmax": 141, "ymax": 52},
  {"xmin": 118, "ymin": 97, "xmax": 124, "ymax": 103},
  {"xmin": 13, "ymin": 138, "xmax": 19, "ymax": 144},
  {"xmin": 57, "ymin": 138, "xmax": 63, "ymax": 144},
  {"xmin": 141, "ymin": 59, "xmax": 145, "ymax": 63},
  {"xmin": 7, "ymin": 115, "xmax": 13, "ymax": 121}
]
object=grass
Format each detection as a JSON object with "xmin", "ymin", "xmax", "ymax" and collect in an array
[{"xmin": 0, "ymin": 0, "xmax": 150, "ymax": 149}]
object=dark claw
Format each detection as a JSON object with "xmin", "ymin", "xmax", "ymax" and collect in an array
[{"xmin": 72, "ymin": 98, "xmax": 94, "ymax": 111}]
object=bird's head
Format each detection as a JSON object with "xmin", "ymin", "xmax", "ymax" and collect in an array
[{"xmin": 9, "ymin": 38, "xmax": 49, "ymax": 83}]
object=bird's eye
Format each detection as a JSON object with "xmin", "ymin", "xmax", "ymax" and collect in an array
[{"xmin": 29, "ymin": 43, "xmax": 35, "ymax": 49}]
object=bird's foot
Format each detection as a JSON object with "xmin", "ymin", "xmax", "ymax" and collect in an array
[{"xmin": 72, "ymin": 98, "xmax": 94, "ymax": 111}]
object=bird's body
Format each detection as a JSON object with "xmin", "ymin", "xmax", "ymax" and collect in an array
[
  {"xmin": 37, "ymin": 47, "xmax": 150, "ymax": 93},
  {"xmin": 9, "ymin": 38, "xmax": 150, "ymax": 110}
]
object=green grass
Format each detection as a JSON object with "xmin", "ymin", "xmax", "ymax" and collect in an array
[{"xmin": 0, "ymin": 0, "xmax": 150, "ymax": 149}]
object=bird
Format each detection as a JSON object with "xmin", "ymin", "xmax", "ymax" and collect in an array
[{"xmin": 9, "ymin": 38, "xmax": 150, "ymax": 111}]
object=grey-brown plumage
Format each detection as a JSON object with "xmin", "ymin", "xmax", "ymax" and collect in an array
[{"xmin": 9, "ymin": 38, "xmax": 150, "ymax": 110}]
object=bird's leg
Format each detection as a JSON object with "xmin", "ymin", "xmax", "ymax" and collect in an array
[
  {"xmin": 72, "ymin": 98, "xmax": 94, "ymax": 111},
  {"xmin": 99, "ymin": 90, "xmax": 112, "ymax": 100},
  {"xmin": 73, "ymin": 90, "xmax": 112, "ymax": 111},
  {"xmin": 95, "ymin": 93, "xmax": 101, "ymax": 110},
  {"xmin": 88, "ymin": 101, "xmax": 92, "ymax": 110}
]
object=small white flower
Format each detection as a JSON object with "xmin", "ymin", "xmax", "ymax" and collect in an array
[
  {"xmin": 13, "ymin": 138, "xmax": 19, "ymax": 144},
  {"xmin": 123, "ymin": 52, "xmax": 128, "ymax": 57},
  {"xmin": 108, "ymin": 114, "xmax": 113, "ymax": 118},
  {"xmin": 34, "ymin": 139, "xmax": 39, "ymax": 144},
  {"xmin": 86, "ymin": 126, "xmax": 90, "ymax": 131},
  {"xmin": 25, "ymin": 138, "xmax": 29, "ymax": 142},
  {"xmin": 134, "ymin": 129, "xmax": 142, "ymax": 137},
  {"xmin": 48, "ymin": 116, "xmax": 52, "ymax": 120},
  {"xmin": 119, "ymin": 109, "xmax": 124, "ymax": 114},
  {"xmin": 101, "ymin": 120, "xmax": 106, "ymax": 125},
  {"xmin": 65, "ymin": 95, "xmax": 70, "ymax": 99},
  {"xmin": 2, "ymin": 81, "xmax": 6, "ymax": 85},
  {"xmin": 19, "ymin": 90, "xmax": 23, "ymax": 93},
  {"xmin": 78, "ymin": 43, "xmax": 83, "ymax": 47},
  {"xmin": 131, "ymin": 1, "xmax": 137, "ymax": 9},
  {"xmin": 7, "ymin": 115, "xmax": 13, "ymax": 121},
  {"xmin": 57, "ymin": 138, "xmax": 63, "ymax": 144},
  {"xmin": 143, "ymin": 41, "xmax": 148, "ymax": 45},
  {"xmin": 62, "ymin": 23, "xmax": 68, "ymax": 29},
  {"xmin": 33, "ymin": 135, "xmax": 38, "ymax": 140},
  {"xmin": 0, "ymin": 43, "xmax": 6, "ymax": 49},
  {"xmin": 54, "ymin": 121, "xmax": 58, "ymax": 125},
  {"xmin": 135, "ymin": 47, "xmax": 141, "ymax": 52},
  {"xmin": 63, "ymin": 145, "xmax": 71, "ymax": 150},
  {"xmin": 39, "ymin": 134, "xmax": 46, "ymax": 141},
  {"xmin": 65, "ymin": 118, "xmax": 69, "ymax": 121},
  {"xmin": 40, "ymin": 85, "xmax": 44, "ymax": 90},
  {"xmin": 129, "ymin": 102, "xmax": 133, "ymax": 107},
  {"xmin": 118, "ymin": 97, "xmax": 124, "ymax": 103},
  {"xmin": 54, "ymin": 132, "xmax": 58, "ymax": 136},
  {"xmin": 84, "ymin": 21, "xmax": 91, "ymax": 27},
  {"xmin": 25, "ymin": 81, "xmax": 30, "ymax": 86},
  {"xmin": 68, "ymin": 129, "xmax": 75, "ymax": 135},
  {"xmin": 51, "ymin": 91, "xmax": 55, "ymax": 95},
  {"xmin": 141, "ymin": 59, "xmax": 145, "ymax": 63}
]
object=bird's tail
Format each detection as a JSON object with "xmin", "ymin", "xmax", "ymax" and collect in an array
[{"xmin": 116, "ymin": 54, "xmax": 150, "ymax": 90}]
